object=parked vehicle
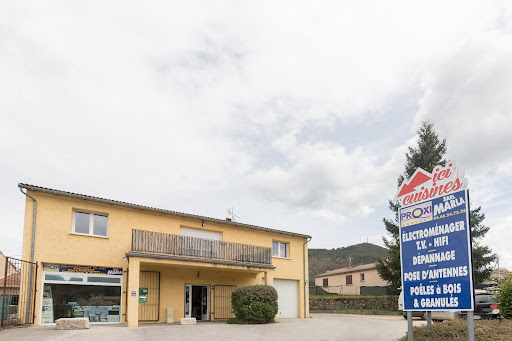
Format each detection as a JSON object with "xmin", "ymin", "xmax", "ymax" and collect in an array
[
  {"xmin": 398, "ymin": 291, "xmax": 427, "ymax": 320},
  {"xmin": 473, "ymin": 289, "xmax": 501, "ymax": 320},
  {"xmin": 398, "ymin": 289, "xmax": 501, "ymax": 321}
]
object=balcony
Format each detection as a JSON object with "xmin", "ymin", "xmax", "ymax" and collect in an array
[{"xmin": 131, "ymin": 229, "xmax": 272, "ymax": 265}]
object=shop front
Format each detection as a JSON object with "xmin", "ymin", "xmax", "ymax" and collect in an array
[
  {"xmin": 126, "ymin": 254, "xmax": 276, "ymax": 327},
  {"xmin": 40, "ymin": 263, "xmax": 123, "ymax": 324}
]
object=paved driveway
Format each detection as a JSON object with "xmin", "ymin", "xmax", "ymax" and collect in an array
[{"xmin": 0, "ymin": 313, "xmax": 426, "ymax": 341}]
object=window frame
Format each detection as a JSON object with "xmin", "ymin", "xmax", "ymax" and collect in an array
[
  {"xmin": 323, "ymin": 278, "xmax": 328, "ymax": 287},
  {"xmin": 272, "ymin": 241, "xmax": 289, "ymax": 259},
  {"xmin": 360, "ymin": 273, "xmax": 365, "ymax": 282},
  {"xmin": 72, "ymin": 210, "xmax": 109, "ymax": 238},
  {"xmin": 346, "ymin": 275, "xmax": 353, "ymax": 285}
]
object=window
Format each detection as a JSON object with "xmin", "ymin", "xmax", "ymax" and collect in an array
[
  {"xmin": 323, "ymin": 278, "xmax": 328, "ymax": 286},
  {"xmin": 45, "ymin": 274, "xmax": 83, "ymax": 282},
  {"xmin": 73, "ymin": 211, "xmax": 108, "ymax": 237},
  {"xmin": 180, "ymin": 227, "xmax": 222, "ymax": 240},
  {"xmin": 360, "ymin": 273, "xmax": 365, "ymax": 281},
  {"xmin": 346, "ymin": 275, "xmax": 352, "ymax": 285},
  {"xmin": 87, "ymin": 277, "xmax": 121, "ymax": 284},
  {"xmin": 272, "ymin": 241, "xmax": 288, "ymax": 258}
]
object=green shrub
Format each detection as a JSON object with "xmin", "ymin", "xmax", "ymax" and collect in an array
[
  {"xmin": 231, "ymin": 285, "xmax": 278, "ymax": 323},
  {"xmin": 226, "ymin": 318, "xmax": 244, "ymax": 324},
  {"xmin": 496, "ymin": 276, "xmax": 512, "ymax": 319}
]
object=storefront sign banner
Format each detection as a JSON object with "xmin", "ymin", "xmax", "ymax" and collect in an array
[{"xmin": 43, "ymin": 263, "xmax": 123, "ymax": 275}]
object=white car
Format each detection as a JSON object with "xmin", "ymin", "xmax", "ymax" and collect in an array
[
  {"xmin": 398, "ymin": 291, "xmax": 461, "ymax": 321},
  {"xmin": 398, "ymin": 291, "xmax": 427, "ymax": 320}
]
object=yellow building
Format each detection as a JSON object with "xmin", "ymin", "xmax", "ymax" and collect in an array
[
  {"xmin": 315, "ymin": 263, "xmax": 388, "ymax": 295},
  {"xmin": 18, "ymin": 184, "xmax": 311, "ymax": 326}
]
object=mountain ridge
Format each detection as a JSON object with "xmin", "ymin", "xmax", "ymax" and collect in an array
[{"xmin": 308, "ymin": 242, "xmax": 389, "ymax": 283}]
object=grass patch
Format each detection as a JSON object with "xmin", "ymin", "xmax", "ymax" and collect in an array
[{"xmin": 400, "ymin": 319, "xmax": 512, "ymax": 341}]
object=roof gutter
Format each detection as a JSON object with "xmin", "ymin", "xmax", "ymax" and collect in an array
[
  {"xmin": 303, "ymin": 236, "xmax": 312, "ymax": 318},
  {"xmin": 18, "ymin": 183, "xmax": 311, "ymax": 239},
  {"xmin": 19, "ymin": 188, "xmax": 37, "ymax": 324}
]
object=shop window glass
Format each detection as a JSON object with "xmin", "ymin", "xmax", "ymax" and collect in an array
[{"xmin": 43, "ymin": 284, "xmax": 121, "ymax": 323}]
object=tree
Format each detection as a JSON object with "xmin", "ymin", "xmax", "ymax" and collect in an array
[
  {"xmin": 470, "ymin": 206, "xmax": 497, "ymax": 284},
  {"xmin": 376, "ymin": 120, "xmax": 496, "ymax": 289}
]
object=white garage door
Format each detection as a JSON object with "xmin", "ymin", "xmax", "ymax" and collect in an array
[{"xmin": 273, "ymin": 279, "xmax": 299, "ymax": 318}]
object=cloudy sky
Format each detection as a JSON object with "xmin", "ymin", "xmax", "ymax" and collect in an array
[{"xmin": 1, "ymin": 1, "xmax": 511, "ymax": 269}]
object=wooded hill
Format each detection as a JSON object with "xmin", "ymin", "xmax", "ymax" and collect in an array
[{"xmin": 308, "ymin": 243, "xmax": 389, "ymax": 284}]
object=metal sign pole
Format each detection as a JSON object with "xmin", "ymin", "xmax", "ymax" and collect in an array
[
  {"xmin": 427, "ymin": 311, "xmax": 432, "ymax": 330},
  {"xmin": 467, "ymin": 311, "xmax": 474, "ymax": 341},
  {"xmin": 407, "ymin": 311, "xmax": 413, "ymax": 341},
  {"xmin": 467, "ymin": 190, "xmax": 475, "ymax": 341}
]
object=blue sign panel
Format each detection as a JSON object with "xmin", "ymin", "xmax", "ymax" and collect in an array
[{"xmin": 400, "ymin": 189, "xmax": 474, "ymax": 311}]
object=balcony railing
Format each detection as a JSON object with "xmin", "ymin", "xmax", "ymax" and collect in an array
[{"xmin": 131, "ymin": 229, "xmax": 272, "ymax": 265}]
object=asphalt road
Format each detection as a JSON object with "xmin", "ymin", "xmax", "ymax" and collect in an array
[{"xmin": 0, "ymin": 313, "xmax": 427, "ymax": 341}]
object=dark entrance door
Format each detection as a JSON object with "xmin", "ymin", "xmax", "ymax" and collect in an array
[{"xmin": 188, "ymin": 285, "xmax": 209, "ymax": 321}]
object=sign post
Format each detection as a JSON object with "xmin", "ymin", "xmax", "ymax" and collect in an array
[{"xmin": 395, "ymin": 161, "xmax": 474, "ymax": 340}]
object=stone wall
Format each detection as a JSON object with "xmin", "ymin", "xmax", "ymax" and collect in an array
[{"xmin": 310, "ymin": 296, "xmax": 399, "ymax": 311}]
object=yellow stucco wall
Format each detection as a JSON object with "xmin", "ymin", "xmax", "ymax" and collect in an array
[
  {"xmin": 315, "ymin": 268, "xmax": 388, "ymax": 295},
  {"xmin": 20, "ymin": 190, "xmax": 309, "ymax": 325}
]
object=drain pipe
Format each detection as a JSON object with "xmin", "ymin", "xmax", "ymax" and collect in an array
[
  {"xmin": 20, "ymin": 188, "xmax": 37, "ymax": 324},
  {"xmin": 303, "ymin": 236, "xmax": 312, "ymax": 318}
]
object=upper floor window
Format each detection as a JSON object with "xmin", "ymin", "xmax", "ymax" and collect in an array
[
  {"xmin": 360, "ymin": 273, "xmax": 365, "ymax": 281},
  {"xmin": 180, "ymin": 227, "xmax": 222, "ymax": 241},
  {"xmin": 323, "ymin": 278, "xmax": 328, "ymax": 287},
  {"xmin": 73, "ymin": 211, "xmax": 108, "ymax": 237},
  {"xmin": 346, "ymin": 275, "xmax": 352, "ymax": 285},
  {"xmin": 272, "ymin": 241, "xmax": 288, "ymax": 258}
]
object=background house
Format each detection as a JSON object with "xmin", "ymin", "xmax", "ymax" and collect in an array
[
  {"xmin": 0, "ymin": 251, "xmax": 17, "ymax": 280},
  {"xmin": 0, "ymin": 252, "xmax": 21, "ymax": 323},
  {"xmin": 315, "ymin": 263, "xmax": 388, "ymax": 295}
]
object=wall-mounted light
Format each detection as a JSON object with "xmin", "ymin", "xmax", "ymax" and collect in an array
[
  {"xmin": 202, "ymin": 219, "xmax": 205, "ymax": 227},
  {"xmin": 197, "ymin": 271, "xmax": 200, "ymax": 278}
]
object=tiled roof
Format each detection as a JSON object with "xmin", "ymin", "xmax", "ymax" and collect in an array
[
  {"xmin": 19, "ymin": 183, "xmax": 311, "ymax": 239},
  {"xmin": 315, "ymin": 263, "xmax": 377, "ymax": 277},
  {"xmin": 0, "ymin": 271, "xmax": 21, "ymax": 287}
]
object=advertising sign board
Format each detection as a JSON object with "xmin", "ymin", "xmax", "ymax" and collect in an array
[
  {"xmin": 43, "ymin": 263, "xmax": 123, "ymax": 275},
  {"xmin": 396, "ymin": 161, "xmax": 474, "ymax": 311}
]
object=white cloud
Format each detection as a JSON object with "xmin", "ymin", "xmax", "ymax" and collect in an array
[
  {"xmin": 246, "ymin": 131, "xmax": 408, "ymax": 218},
  {"xmin": 415, "ymin": 30, "xmax": 512, "ymax": 179}
]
